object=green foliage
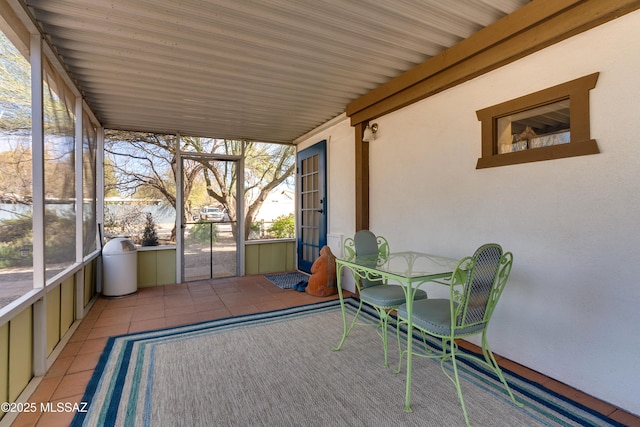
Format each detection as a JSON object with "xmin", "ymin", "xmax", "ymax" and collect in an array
[
  {"xmin": 141, "ymin": 213, "xmax": 159, "ymax": 246},
  {"xmin": 267, "ymin": 213, "xmax": 295, "ymax": 238},
  {"xmin": 0, "ymin": 243, "xmax": 31, "ymax": 269},
  {"xmin": 0, "ymin": 209, "xmax": 76, "ymax": 268},
  {"xmin": 187, "ymin": 220, "xmax": 218, "ymax": 244},
  {"xmin": 0, "ymin": 215, "xmax": 31, "ymax": 244},
  {"xmin": 0, "ymin": 213, "xmax": 35, "ymax": 268},
  {"xmin": 44, "ymin": 211, "xmax": 76, "ymax": 263}
]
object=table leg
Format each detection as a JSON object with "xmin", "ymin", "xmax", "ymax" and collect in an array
[{"xmin": 404, "ymin": 279, "xmax": 414, "ymax": 413}]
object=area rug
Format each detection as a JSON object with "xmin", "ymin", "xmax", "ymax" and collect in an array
[
  {"xmin": 264, "ymin": 271, "xmax": 309, "ymax": 289},
  {"xmin": 71, "ymin": 298, "xmax": 624, "ymax": 427}
]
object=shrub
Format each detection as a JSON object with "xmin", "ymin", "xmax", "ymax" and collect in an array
[
  {"xmin": 141, "ymin": 213, "xmax": 159, "ymax": 246},
  {"xmin": 268, "ymin": 213, "xmax": 295, "ymax": 238},
  {"xmin": 187, "ymin": 220, "xmax": 218, "ymax": 244}
]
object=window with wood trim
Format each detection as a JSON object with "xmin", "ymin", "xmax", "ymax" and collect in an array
[{"xmin": 476, "ymin": 73, "xmax": 600, "ymax": 169}]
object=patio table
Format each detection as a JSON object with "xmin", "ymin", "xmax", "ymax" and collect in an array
[{"xmin": 335, "ymin": 251, "xmax": 460, "ymax": 412}]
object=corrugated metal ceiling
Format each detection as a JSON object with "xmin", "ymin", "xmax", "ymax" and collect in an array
[{"xmin": 24, "ymin": 0, "xmax": 531, "ymax": 143}]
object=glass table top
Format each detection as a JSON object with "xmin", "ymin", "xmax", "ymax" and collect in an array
[{"xmin": 339, "ymin": 251, "xmax": 459, "ymax": 279}]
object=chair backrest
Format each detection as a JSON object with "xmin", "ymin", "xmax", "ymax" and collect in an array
[
  {"xmin": 343, "ymin": 230, "xmax": 390, "ymax": 289},
  {"xmin": 450, "ymin": 243, "xmax": 513, "ymax": 334},
  {"xmin": 343, "ymin": 230, "xmax": 389, "ymax": 259}
]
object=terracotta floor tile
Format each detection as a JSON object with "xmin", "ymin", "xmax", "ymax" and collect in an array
[
  {"xmin": 164, "ymin": 312, "xmax": 201, "ymax": 328},
  {"xmin": 67, "ymin": 327, "xmax": 91, "ymax": 343},
  {"xmin": 57, "ymin": 340, "xmax": 83, "ymax": 359},
  {"xmin": 498, "ymin": 359, "xmax": 552, "ymax": 385},
  {"xmin": 188, "ymin": 283, "xmax": 215, "ymax": 293},
  {"xmin": 163, "ymin": 285, "xmax": 189, "ymax": 295},
  {"xmin": 44, "ymin": 357, "xmax": 74, "ymax": 379},
  {"xmin": 35, "ymin": 405, "xmax": 76, "ymax": 427},
  {"xmin": 611, "ymin": 409, "xmax": 640, "ymax": 427},
  {"xmin": 103, "ymin": 295, "xmax": 138, "ymax": 308},
  {"xmin": 130, "ymin": 306, "xmax": 165, "ymax": 321},
  {"xmin": 134, "ymin": 295, "xmax": 165, "ymax": 307},
  {"xmin": 28, "ymin": 376, "xmax": 62, "ymax": 403},
  {"xmin": 137, "ymin": 286, "xmax": 165, "ymax": 297},
  {"xmin": 77, "ymin": 337, "xmax": 109, "ymax": 355},
  {"xmin": 96, "ymin": 306, "xmax": 135, "ymax": 320},
  {"xmin": 164, "ymin": 305, "xmax": 196, "ymax": 318},
  {"xmin": 212, "ymin": 285, "xmax": 242, "ymax": 295},
  {"xmin": 255, "ymin": 299, "xmax": 295, "ymax": 312},
  {"xmin": 10, "ymin": 409, "xmax": 41, "ymax": 427},
  {"xmin": 543, "ymin": 379, "xmax": 618, "ymax": 417},
  {"xmin": 66, "ymin": 351, "xmax": 102, "ymax": 374},
  {"xmin": 196, "ymin": 308, "xmax": 233, "ymax": 322},
  {"xmin": 226, "ymin": 303, "xmax": 261, "ymax": 316},
  {"xmin": 51, "ymin": 371, "xmax": 93, "ymax": 401},
  {"xmin": 128, "ymin": 317, "xmax": 166, "ymax": 333},
  {"xmin": 86, "ymin": 323, "xmax": 130, "ymax": 340},
  {"xmin": 190, "ymin": 293, "xmax": 223, "ymax": 303},
  {"xmin": 218, "ymin": 292, "xmax": 252, "ymax": 306},
  {"xmin": 194, "ymin": 299, "xmax": 226, "ymax": 312},
  {"xmin": 92, "ymin": 313, "xmax": 132, "ymax": 328}
]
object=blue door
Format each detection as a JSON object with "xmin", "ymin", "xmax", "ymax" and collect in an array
[{"xmin": 297, "ymin": 140, "xmax": 327, "ymax": 273}]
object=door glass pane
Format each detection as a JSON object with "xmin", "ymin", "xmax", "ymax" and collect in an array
[{"xmin": 183, "ymin": 158, "xmax": 237, "ymax": 281}]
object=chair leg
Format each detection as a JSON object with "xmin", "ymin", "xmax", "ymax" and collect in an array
[
  {"xmin": 450, "ymin": 350, "xmax": 473, "ymax": 427},
  {"xmin": 378, "ymin": 308, "xmax": 393, "ymax": 368},
  {"xmin": 481, "ymin": 334, "xmax": 523, "ymax": 408},
  {"xmin": 441, "ymin": 336, "xmax": 523, "ymax": 426},
  {"xmin": 331, "ymin": 298, "xmax": 365, "ymax": 352}
]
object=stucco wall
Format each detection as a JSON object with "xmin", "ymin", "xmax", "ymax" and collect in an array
[{"xmin": 297, "ymin": 9, "xmax": 640, "ymax": 416}]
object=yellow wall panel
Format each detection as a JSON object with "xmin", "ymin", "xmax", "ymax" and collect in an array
[
  {"xmin": 286, "ymin": 242, "xmax": 295, "ymax": 270},
  {"xmin": 259, "ymin": 242, "xmax": 286, "ymax": 272},
  {"xmin": 60, "ymin": 276, "xmax": 75, "ymax": 336},
  {"xmin": 84, "ymin": 260, "xmax": 96, "ymax": 305},
  {"xmin": 245, "ymin": 245, "xmax": 260, "ymax": 275},
  {"xmin": 137, "ymin": 249, "xmax": 176, "ymax": 287},
  {"xmin": 245, "ymin": 241, "xmax": 296, "ymax": 275},
  {"xmin": 0, "ymin": 323, "xmax": 8, "ymax": 412},
  {"xmin": 137, "ymin": 250, "xmax": 156, "ymax": 287},
  {"xmin": 9, "ymin": 306, "xmax": 32, "ymax": 401},
  {"xmin": 155, "ymin": 249, "xmax": 176, "ymax": 285},
  {"xmin": 46, "ymin": 286, "xmax": 61, "ymax": 355}
]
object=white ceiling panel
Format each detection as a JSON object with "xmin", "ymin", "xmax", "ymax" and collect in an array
[{"xmin": 24, "ymin": 0, "xmax": 531, "ymax": 143}]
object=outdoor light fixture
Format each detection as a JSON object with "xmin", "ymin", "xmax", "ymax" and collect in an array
[{"xmin": 362, "ymin": 123, "xmax": 378, "ymax": 141}]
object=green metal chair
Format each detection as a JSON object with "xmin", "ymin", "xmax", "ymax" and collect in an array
[
  {"xmin": 395, "ymin": 243, "xmax": 522, "ymax": 425},
  {"xmin": 332, "ymin": 230, "xmax": 427, "ymax": 368}
]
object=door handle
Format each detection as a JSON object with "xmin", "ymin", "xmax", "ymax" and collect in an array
[{"xmin": 317, "ymin": 208, "xmax": 324, "ymax": 214}]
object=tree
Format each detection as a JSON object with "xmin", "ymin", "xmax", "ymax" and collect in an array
[
  {"xmin": 141, "ymin": 213, "xmax": 159, "ymax": 246},
  {"xmin": 0, "ymin": 32, "xmax": 31, "ymax": 133},
  {"xmin": 104, "ymin": 131, "xmax": 186, "ymax": 241},
  {"xmin": 1, "ymin": 32, "xmax": 32, "ymax": 204},
  {"xmin": 194, "ymin": 139, "xmax": 295, "ymax": 239},
  {"xmin": 105, "ymin": 132, "xmax": 295, "ymax": 241}
]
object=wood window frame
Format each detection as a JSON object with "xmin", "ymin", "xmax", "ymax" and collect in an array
[{"xmin": 476, "ymin": 73, "xmax": 600, "ymax": 169}]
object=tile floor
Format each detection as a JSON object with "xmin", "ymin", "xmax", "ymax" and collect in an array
[{"xmin": 8, "ymin": 275, "xmax": 640, "ymax": 427}]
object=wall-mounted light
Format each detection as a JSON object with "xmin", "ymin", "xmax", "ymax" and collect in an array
[{"xmin": 362, "ymin": 123, "xmax": 378, "ymax": 141}]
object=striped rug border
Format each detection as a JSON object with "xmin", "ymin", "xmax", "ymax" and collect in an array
[{"xmin": 71, "ymin": 297, "xmax": 624, "ymax": 427}]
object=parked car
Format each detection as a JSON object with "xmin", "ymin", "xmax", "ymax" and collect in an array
[{"xmin": 200, "ymin": 206, "xmax": 224, "ymax": 221}]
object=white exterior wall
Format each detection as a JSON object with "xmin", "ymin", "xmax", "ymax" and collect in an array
[{"xmin": 297, "ymin": 10, "xmax": 640, "ymax": 415}]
